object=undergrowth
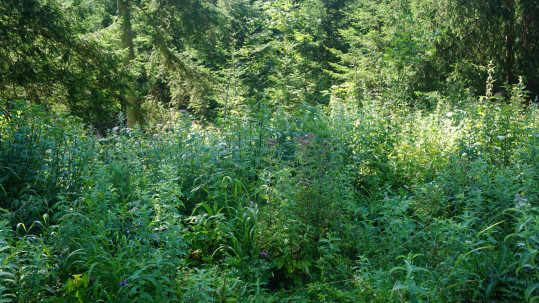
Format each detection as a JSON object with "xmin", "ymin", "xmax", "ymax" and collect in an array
[{"xmin": 0, "ymin": 93, "xmax": 537, "ymax": 302}]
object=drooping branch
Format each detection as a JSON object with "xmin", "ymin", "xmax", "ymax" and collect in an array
[{"xmin": 134, "ymin": 2, "xmax": 214, "ymax": 112}]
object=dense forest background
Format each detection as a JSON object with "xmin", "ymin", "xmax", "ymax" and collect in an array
[
  {"xmin": 1, "ymin": 0, "xmax": 538, "ymax": 129},
  {"xmin": 0, "ymin": 0, "xmax": 538, "ymax": 302}
]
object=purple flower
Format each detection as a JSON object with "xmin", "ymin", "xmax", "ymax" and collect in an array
[
  {"xmin": 179, "ymin": 109, "xmax": 188, "ymax": 114},
  {"xmin": 89, "ymin": 278, "xmax": 96, "ymax": 282},
  {"xmin": 260, "ymin": 252, "xmax": 268, "ymax": 258},
  {"xmin": 120, "ymin": 279, "xmax": 127, "ymax": 286}
]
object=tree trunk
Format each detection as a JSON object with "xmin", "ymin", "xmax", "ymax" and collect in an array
[
  {"xmin": 504, "ymin": 0, "xmax": 515, "ymax": 85},
  {"xmin": 118, "ymin": 0, "xmax": 141, "ymax": 127}
]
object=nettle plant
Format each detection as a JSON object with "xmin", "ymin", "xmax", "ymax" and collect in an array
[{"xmin": 504, "ymin": 194, "xmax": 539, "ymax": 303}]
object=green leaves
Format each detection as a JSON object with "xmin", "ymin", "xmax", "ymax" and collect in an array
[
  {"xmin": 1, "ymin": 88, "xmax": 537, "ymax": 301},
  {"xmin": 390, "ymin": 254, "xmax": 432, "ymax": 302}
]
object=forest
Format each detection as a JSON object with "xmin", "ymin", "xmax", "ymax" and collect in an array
[{"xmin": 0, "ymin": 0, "xmax": 538, "ymax": 302}]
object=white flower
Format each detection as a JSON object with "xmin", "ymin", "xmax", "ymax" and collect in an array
[{"xmin": 514, "ymin": 194, "xmax": 530, "ymax": 208}]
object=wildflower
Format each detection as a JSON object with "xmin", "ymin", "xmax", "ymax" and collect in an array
[
  {"xmin": 514, "ymin": 194, "xmax": 529, "ymax": 208},
  {"xmin": 179, "ymin": 109, "xmax": 188, "ymax": 114},
  {"xmin": 120, "ymin": 279, "xmax": 127, "ymax": 286},
  {"xmin": 89, "ymin": 278, "xmax": 96, "ymax": 282},
  {"xmin": 260, "ymin": 251, "xmax": 268, "ymax": 258}
]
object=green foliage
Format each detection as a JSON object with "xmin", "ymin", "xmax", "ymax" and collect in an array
[
  {"xmin": 0, "ymin": 0, "xmax": 127, "ymax": 131},
  {"xmin": 4, "ymin": 0, "xmax": 538, "ymax": 128},
  {"xmin": 2, "ymin": 1, "xmax": 539, "ymax": 300},
  {"xmin": 2, "ymin": 92, "xmax": 537, "ymax": 301},
  {"xmin": 0, "ymin": 101, "xmax": 96, "ymax": 225}
]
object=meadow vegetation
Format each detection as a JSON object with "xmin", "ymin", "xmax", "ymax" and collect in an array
[{"xmin": 1, "ymin": 88, "xmax": 537, "ymax": 302}]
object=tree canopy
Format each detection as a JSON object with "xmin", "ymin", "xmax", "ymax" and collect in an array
[{"xmin": 1, "ymin": 0, "xmax": 537, "ymax": 127}]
